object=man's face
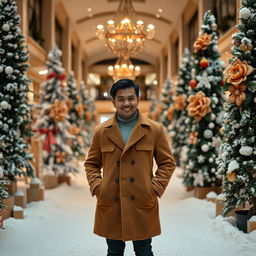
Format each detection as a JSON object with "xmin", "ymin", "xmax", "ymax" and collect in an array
[{"xmin": 112, "ymin": 87, "xmax": 140, "ymax": 119}]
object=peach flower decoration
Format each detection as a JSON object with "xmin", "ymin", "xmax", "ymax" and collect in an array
[
  {"xmin": 78, "ymin": 136, "xmax": 84, "ymax": 145},
  {"xmin": 69, "ymin": 124, "xmax": 80, "ymax": 135},
  {"xmin": 76, "ymin": 105, "xmax": 84, "ymax": 117},
  {"xmin": 85, "ymin": 111, "xmax": 92, "ymax": 122},
  {"xmin": 188, "ymin": 132, "xmax": 198, "ymax": 145},
  {"xmin": 163, "ymin": 98, "xmax": 170, "ymax": 104},
  {"xmin": 174, "ymin": 94, "xmax": 187, "ymax": 111},
  {"xmin": 224, "ymin": 57, "xmax": 254, "ymax": 85},
  {"xmin": 228, "ymin": 83, "xmax": 247, "ymax": 106},
  {"xmin": 187, "ymin": 92, "xmax": 211, "ymax": 122},
  {"xmin": 66, "ymin": 99, "xmax": 73, "ymax": 109},
  {"xmin": 167, "ymin": 105, "xmax": 174, "ymax": 121},
  {"xmin": 55, "ymin": 151, "xmax": 66, "ymax": 163},
  {"xmin": 193, "ymin": 33, "xmax": 212, "ymax": 53},
  {"xmin": 50, "ymin": 99, "xmax": 68, "ymax": 122}
]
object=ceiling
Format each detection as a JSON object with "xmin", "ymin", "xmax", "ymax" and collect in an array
[{"xmin": 60, "ymin": 0, "xmax": 189, "ymax": 66}]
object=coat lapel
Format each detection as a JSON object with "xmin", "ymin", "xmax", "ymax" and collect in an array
[
  {"xmin": 103, "ymin": 111, "xmax": 151, "ymax": 153},
  {"xmin": 104, "ymin": 116, "xmax": 125, "ymax": 150},
  {"xmin": 122, "ymin": 111, "xmax": 149, "ymax": 155}
]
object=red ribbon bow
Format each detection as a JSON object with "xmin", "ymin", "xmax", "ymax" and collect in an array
[
  {"xmin": 39, "ymin": 126, "xmax": 57, "ymax": 152},
  {"xmin": 47, "ymin": 72, "xmax": 65, "ymax": 81}
]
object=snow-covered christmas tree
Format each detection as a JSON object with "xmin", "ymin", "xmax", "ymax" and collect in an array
[
  {"xmin": 66, "ymin": 72, "xmax": 85, "ymax": 158},
  {"xmin": 169, "ymin": 48, "xmax": 193, "ymax": 165},
  {"xmin": 0, "ymin": 0, "xmax": 34, "ymax": 182},
  {"xmin": 0, "ymin": 148, "xmax": 8, "ymax": 211},
  {"xmin": 148, "ymin": 89, "xmax": 158, "ymax": 120},
  {"xmin": 156, "ymin": 78, "xmax": 174, "ymax": 130},
  {"xmin": 217, "ymin": 1, "xmax": 256, "ymax": 216},
  {"xmin": 183, "ymin": 11, "xmax": 225, "ymax": 188},
  {"xmin": 79, "ymin": 81, "xmax": 95, "ymax": 148},
  {"xmin": 35, "ymin": 46, "xmax": 78, "ymax": 175}
]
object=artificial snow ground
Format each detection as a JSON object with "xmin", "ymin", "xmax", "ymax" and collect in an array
[{"xmin": 1, "ymin": 164, "xmax": 256, "ymax": 256}]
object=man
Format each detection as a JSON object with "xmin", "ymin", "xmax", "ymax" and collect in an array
[{"xmin": 84, "ymin": 79, "xmax": 176, "ymax": 256}]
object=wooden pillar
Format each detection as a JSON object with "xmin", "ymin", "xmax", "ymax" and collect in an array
[
  {"xmin": 167, "ymin": 36, "xmax": 172, "ymax": 78},
  {"xmin": 75, "ymin": 41, "xmax": 83, "ymax": 85},
  {"xmin": 16, "ymin": 0, "xmax": 28, "ymax": 36},
  {"xmin": 62, "ymin": 18, "xmax": 71, "ymax": 74},
  {"xmin": 42, "ymin": 0, "xmax": 55, "ymax": 52}
]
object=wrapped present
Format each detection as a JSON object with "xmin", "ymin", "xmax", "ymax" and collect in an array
[
  {"xmin": 14, "ymin": 191, "xmax": 26, "ymax": 208},
  {"xmin": 13, "ymin": 206, "xmax": 24, "ymax": 219},
  {"xmin": 247, "ymin": 216, "xmax": 256, "ymax": 233},
  {"xmin": 26, "ymin": 188, "xmax": 44, "ymax": 203},
  {"xmin": 0, "ymin": 196, "xmax": 14, "ymax": 220}
]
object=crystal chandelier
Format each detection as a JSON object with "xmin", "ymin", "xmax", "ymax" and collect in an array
[
  {"xmin": 96, "ymin": 0, "xmax": 155, "ymax": 59},
  {"xmin": 107, "ymin": 57, "xmax": 141, "ymax": 81}
]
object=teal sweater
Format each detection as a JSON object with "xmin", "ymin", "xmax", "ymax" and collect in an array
[{"xmin": 116, "ymin": 111, "xmax": 138, "ymax": 144}]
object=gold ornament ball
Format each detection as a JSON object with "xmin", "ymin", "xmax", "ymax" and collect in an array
[{"xmin": 226, "ymin": 171, "xmax": 237, "ymax": 182}]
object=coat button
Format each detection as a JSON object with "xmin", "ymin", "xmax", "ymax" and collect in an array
[
  {"xmin": 115, "ymin": 196, "xmax": 119, "ymax": 202},
  {"xmin": 116, "ymin": 160, "xmax": 120, "ymax": 166},
  {"xmin": 131, "ymin": 160, "xmax": 136, "ymax": 165},
  {"xmin": 130, "ymin": 177, "xmax": 135, "ymax": 183},
  {"xmin": 115, "ymin": 177, "xmax": 119, "ymax": 184},
  {"xmin": 130, "ymin": 195, "xmax": 135, "ymax": 201}
]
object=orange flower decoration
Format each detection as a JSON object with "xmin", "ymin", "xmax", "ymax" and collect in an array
[
  {"xmin": 226, "ymin": 171, "xmax": 237, "ymax": 182},
  {"xmin": 157, "ymin": 103, "xmax": 164, "ymax": 111},
  {"xmin": 82, "ymin": 104, "xmax": 88, "ymax": 110},
  {"xmin": 163, "ymin": 98, "xmax": 170, "ymax": 104},
  {"xmin": 50, "ymin": 99, "xmax": 68, "ymax": 122},
  {"xmin": 55, "ymin": 151, "xmax": 66, "ymax": 163},
  {"xmin": 85, "ymin": 111, "xmax": 92, "ymax": 122},
  {"xmin": 69, "ymin": 124, "xmax": 80, "ymax": 135},
  {"xmin": 224, "ymin": 57, "xmax": 254, "ymax": 85},
  {"xmin": 187, "ymin": 92, "xmax": 211, "ymax": 122},
  {"xmin": 76, "ymin": 105, "xmax": 84, "ymax": 117},
  {"xmin": 188, "ymin": 132, "xmax": 198, "ymax": 145},
  {"xmin": 153, "ymin": 110, "xmax": 160, "ymax": 121},
  {"xmin": 66, "ymin": 99, "xmax": 73, "ymax": 109},
  {"xmin": 193, "ymin": 33, "xmax": 212, "ymax": 53},
  {"xmin": 174, "ymin": 94, "xmax": 187, "ymax": 111},
  {"xmin": 77, "ymin": 136, "xmax": 84, "ymax": 145},
  {"xmin": 167, "ymin": 105, "xmax": 174, "ymax": 121},
  {"xmin": 228, "ymin": 83, "xmax": 247, "ymax": 106}
]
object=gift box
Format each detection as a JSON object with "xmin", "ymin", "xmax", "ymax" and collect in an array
[
  {"xmin": 215, "ymin": 195, "xmax": 245, "ymax": 217},
  {"xmin": 26, "ymin": 187, "xmax": 44, "ymax": 203},
  {"xmin": 13, "ymin": 206, "xmax": 24, "ymax": 219},
  {"xmin": 14, "ymin": 191, "xmax": 27, "ymax": 208},
  {"xmin": 0, "ymin": 215, "xmax": 3, "ymax": 228},
  {"xmin": 247, "ymin": 216, "xmax": 256, "ymax": 233},
  {"xmin": 194, "ymin": 187, "xmax": 222, "ymax": 199},
  {"xmin": 30, "ymin": 177, "xmax": 43, "ymax": 189},
  {"xmin": 206, "ymin": 191, "xmax": 217, "ymax": 203},
  {"xmin": 0, "ymin": 196, "xmax": 14, "ymax": 220},
  {"xmin": 44, "ymin": 174, "xmax": 58, "ymax": 189},
  {"xmin": 5, "ymin": 180, "xmax": 17, "ymax": 195},
  {"xmin": 58, "ymin": 175, "xmax": 71, "ymax": 186}
]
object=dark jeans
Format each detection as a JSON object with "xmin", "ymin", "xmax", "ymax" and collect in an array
[{"xmin": 106, "ymin": 238, "xmax": 154, "ymax": 256}]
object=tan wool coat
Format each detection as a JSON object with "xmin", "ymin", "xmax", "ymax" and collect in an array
[{"xmin": 84, "ymin": 110, "xmax": 176, "ymax": 241}]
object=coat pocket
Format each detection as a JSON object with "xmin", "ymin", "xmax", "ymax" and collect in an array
[
  {"xmin": 101, "ymin": 145, "xmax": 115, "ymax": 152},
  {"xmin": 135, "ymin": 144, "xmax": 153, "ymax": 151}
]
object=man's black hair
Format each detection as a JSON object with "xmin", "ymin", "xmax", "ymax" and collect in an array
[{"xmin": 110, "ymin": 79, "xmax": 139, "ymax": 98}]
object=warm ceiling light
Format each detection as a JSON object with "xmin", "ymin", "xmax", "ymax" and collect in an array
[
  {"xmin": 158, "ymin": 8, "xmax": 163, "ymax": 13},
  {"xmin": 87, "ymin": 8, "xmax": 92, "ymax": 12},
  {"xmin": 107, "ymin": 57, "xmax": 141, "ymax": 81},
  {"xmin": 38, "ymin": 69, "xmax": 48, "ymax": 75},
  {"xmin": 155, "ymin": 14, "xmax": 160, "ymax": 18},
  {"xmin": 96, "ymin": 0, "xmax": 155, "ymax": 59}
]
